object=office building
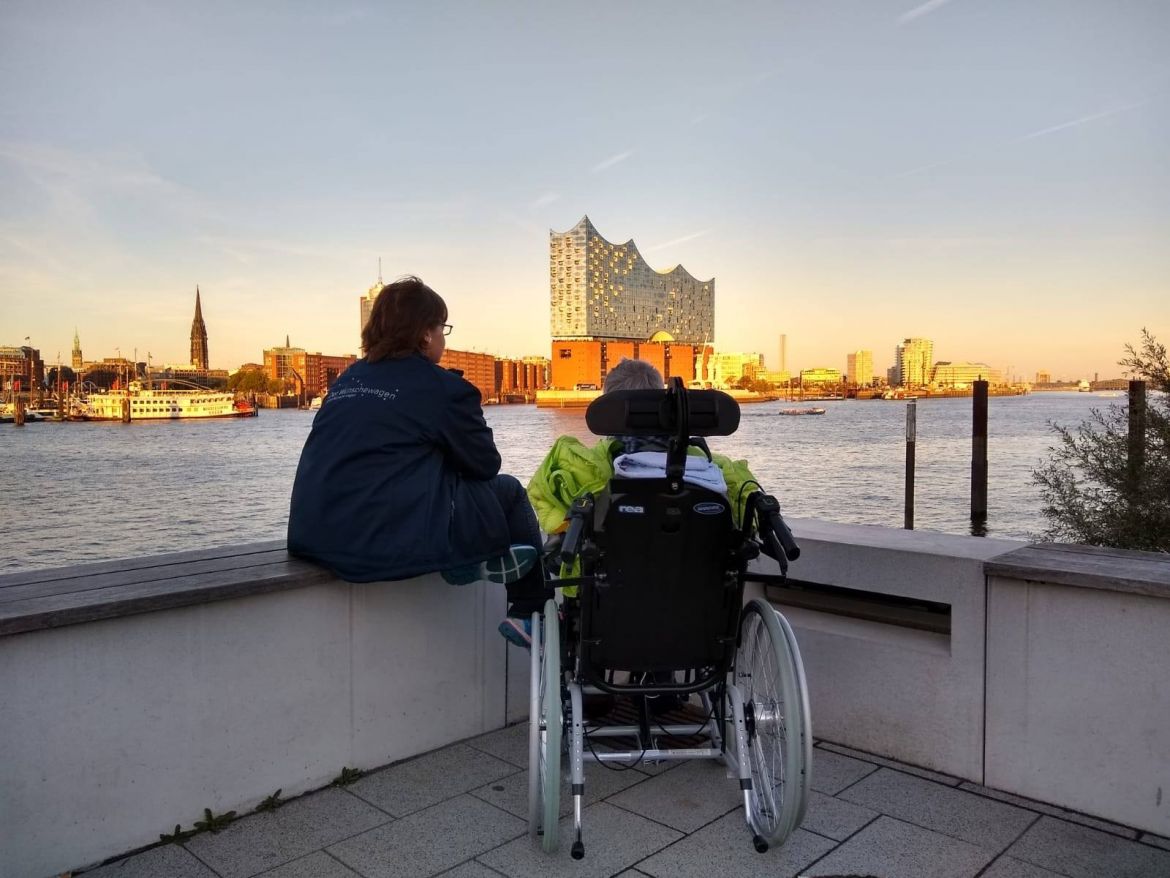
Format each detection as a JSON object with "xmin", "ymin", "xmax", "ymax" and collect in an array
[
  {"xmin": 896, "ymin": 338, "xmax": 934, "ymax": 387},
  {"xmin": 359, "ymin": 277, "xmax": 385, "ymax": 343},
  {"xmin": 800, "ymin": 367, "xmax": 843, "ymax": 385},
  {"xmin": 932, "ymin": 362, "xmax": 1003, "ymax": 387},
  {"xmin": 706, "ymin": 352, "xmax": 766, "ymax": 388},
  {"xmin": 550, "ymin": 216, "xmax": 713, "ymax": 344},
  {"xmin": 846, "ymin": 350, "xmax": 873, "ymax": 386}
]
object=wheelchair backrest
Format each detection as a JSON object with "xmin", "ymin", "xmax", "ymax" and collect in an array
[
  {"xmin": 575, "ymin": 380, "xmax": 746, "ymax": 682},
  {"xmin": 579, "ymin": 477, "xmax": 742, "ymax": 675}
]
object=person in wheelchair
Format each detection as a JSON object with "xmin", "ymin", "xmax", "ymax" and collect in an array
[
  {"xmin": 523, "ymin": 372, "xmax": 809, "ymax": 860},
  {"xmin": 506, "ymin": 359, "xmax": 763, "ymax": 651}
]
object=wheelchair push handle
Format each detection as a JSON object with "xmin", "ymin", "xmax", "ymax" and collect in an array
[
  {"xmin": 560, "ymin": 493, "xmax": 595, "ymax": 565},
  {"xmin": 768, "ymin": 511, "xmax": 801, "ymax": 561},
  {"xmin": 751, "ymin": 492, "xmax": 801, "ymax": 562}
]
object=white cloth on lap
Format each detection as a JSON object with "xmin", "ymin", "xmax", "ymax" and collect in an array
[{"xmin": 612, "ymin": 451, "xmax": 728, "ymax": 494}]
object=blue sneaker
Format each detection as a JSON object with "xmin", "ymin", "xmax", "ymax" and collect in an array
[
  {"xmin": 482, "ymin": 545, "xmax": 539, "ymax": 584},
  {"xmin": 442, "ymin": 545, "xmax": 539, "ymax": 586},
  {"xmin": 498, "ymin": 616, "xmax": 533, "ymax": 649}
]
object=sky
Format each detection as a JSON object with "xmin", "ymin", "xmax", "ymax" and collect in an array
[{"xmin": 1, "ymin": 0, "xmax": 1167, "ymax": 380}]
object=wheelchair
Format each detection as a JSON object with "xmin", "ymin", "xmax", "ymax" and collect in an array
[{"xmin": 527, "ymin": 378, "xmax": 812, "ymax": 859}]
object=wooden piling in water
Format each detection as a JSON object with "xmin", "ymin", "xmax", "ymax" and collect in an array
[
  {"xmin": 1128, "ymin": 379, "xmax": 1147, "ymax": 496},
  {"xmin": 971, "ymin": 380, "xmax": 988, "ymax": 531},
  {"xmin": 904, "ymin": 400, "xmax": 916, "ymax": 530}
]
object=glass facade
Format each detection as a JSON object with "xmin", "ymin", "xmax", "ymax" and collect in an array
[{"xmin": 550, "ymin": 216, "xmax": 714, "ymax": 344}]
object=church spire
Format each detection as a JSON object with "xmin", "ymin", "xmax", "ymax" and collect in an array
[
  {"xmin": 190, "ymin": 286, "xmax": 209, "ymax": 370},
  {"xmin": 72, "ymin": 327, "xmax": 83, "ymax": 371}
]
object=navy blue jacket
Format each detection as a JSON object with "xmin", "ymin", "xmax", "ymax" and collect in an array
[{"xmin": 287, "ymin": 354, "xmax": 510, "ymax": 582}]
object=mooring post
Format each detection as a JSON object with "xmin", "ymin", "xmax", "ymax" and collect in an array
[
  {"xmin": 1128, "ymin": 379, "xmax": 1147, "ymax": 497},
  {"xmin": 14, "ymin": 396, "xmax": 25, "ymax": 427},
  {"xmin": 904, "ymin": 399, "xmax": 916, "ymax": 530},
  {"xmin": 971, "ymin": 379, "xmax": 988, "ymax": 533}
]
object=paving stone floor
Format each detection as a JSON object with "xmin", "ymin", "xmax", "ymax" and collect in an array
[{"xmin": 80, "ymin": 724, "xmax": 1170, "ymax": 878}]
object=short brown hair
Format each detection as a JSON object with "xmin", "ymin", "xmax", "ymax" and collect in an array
[{"xmin": 361, "ymin": 276, "xmax": 448, "ymax": 362}]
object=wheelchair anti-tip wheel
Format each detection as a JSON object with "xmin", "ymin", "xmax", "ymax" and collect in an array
[
  {"xmin": 734, "ymin": 598, "xmax": 811, "ymax": 845},
  {"xmin": 527, "ymin": 599, "xmax": 562, "ymax": 851}
]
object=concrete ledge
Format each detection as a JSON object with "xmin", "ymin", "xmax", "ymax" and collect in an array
[
  {"xmin": 0, "ymin": 560, "xmax": 510, "ymax": 878},
  {"xmin": 985, "ymin": 541, "xmax": 1170, "ymax": 598},
  {"xmin": 744, "ymin": 517, "xmax": 1022, "ymax": 784}
]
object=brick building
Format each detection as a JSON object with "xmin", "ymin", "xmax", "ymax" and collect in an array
[
  {"xmin": 438, "ymin": 349, "xmax": 497, "ymax": 402},
  {"xmin": 549, "ymin": 340, "xmax": 701, "ymax": 390},
  {"xmin": 0, "ymin": 345, "xmax": 45, "ymax": 397},
  {"xmin": 264, "ymin": 340, "xmax": 357, "ymax": 398}
]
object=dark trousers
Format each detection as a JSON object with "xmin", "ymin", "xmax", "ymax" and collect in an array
[{"xmin": 488, "ymin": 474, "xmax": 550, "ymax": 615}]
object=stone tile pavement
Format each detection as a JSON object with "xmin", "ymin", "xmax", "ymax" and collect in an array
[{"xmin": 79, "ymin": 724, "xmax": 1170, "ymax": 878}]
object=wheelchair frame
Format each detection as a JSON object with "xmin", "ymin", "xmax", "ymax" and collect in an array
[{"xmin": 526, "ymin": 380, "xmax": 813, "ymax": 859}]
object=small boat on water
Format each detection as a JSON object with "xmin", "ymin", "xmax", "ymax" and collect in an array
[
  {"xmin": 778, "ymin": 407, "xmax": 826, "ymax": 416},
  {"xmin": 77, "ymin": 381, "xmax": 257, "ymax": 421}
]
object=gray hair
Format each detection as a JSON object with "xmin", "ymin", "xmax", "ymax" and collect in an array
[{"xmin": 604, "ymin": 358, "xmax": 664, "ymax": 393}]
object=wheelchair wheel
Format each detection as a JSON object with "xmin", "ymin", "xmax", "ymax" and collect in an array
[
  {"xmin": 734, "ymin": 598, "xmax": 810, "ymax": 845},
  {"xmin": 526, "ymin": 599, "xmax": 562, "ymax": 851}
]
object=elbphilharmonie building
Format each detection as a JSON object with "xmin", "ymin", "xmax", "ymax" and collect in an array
[{"xmin": 550, "ymin": 216, "xmax": 714, "ymax": 344}]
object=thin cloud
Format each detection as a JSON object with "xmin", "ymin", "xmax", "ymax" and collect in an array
[
  {"xmin": 643, "ymin": 229, "xmax": 712, "ymax": 253},
  {"xmin": 1018, "ymin": 101, "xmax": 1148, "ymax": 141},
  {"xmin": 899, "ymin": 0, "xmax": 957, "ymax": 24},
  {"xmin": 529, "ymin": 191, "xmax": 560, "ymax": 210},
  {"xmin": 891, "ymin": 99, "xmax": 1149, "ymax": 178},
  {"xmin": 591, "ymin": 150, "xmax": 634, "ymax": 173}
]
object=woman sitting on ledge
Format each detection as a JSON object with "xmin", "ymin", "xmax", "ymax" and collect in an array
[{"xmin": 287, "ymin": 276, "xmax": 547, "ymax": 639}]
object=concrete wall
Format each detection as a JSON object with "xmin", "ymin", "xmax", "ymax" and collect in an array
[
  {"xmin": 745, "ymin": 518, "xmax": 1021, "ymax": 782},
  {"xmin": 6, "ymin": 522, "xmax": 1168, "ymax": 876},
  {"xmin": 0, "ymin": 574, "xmax": 509, "ymax": 878},
  {"xmin": 985, "ymin": 576, "xmax": 1170, "ymax": 835}
]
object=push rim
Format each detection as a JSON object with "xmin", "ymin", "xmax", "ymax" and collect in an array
[
  {"xmin": 735, "ymin": 598, "xmax": 805, "ymax": 843},
  {"xmin": 527, "ymin": 610, "xmax": 543, "ymax": 838},
  {"xmin": 539, "ymin": 599, "xmax": 562, "ymax": 851}
]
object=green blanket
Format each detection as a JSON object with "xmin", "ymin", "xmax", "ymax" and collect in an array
[{"xmin": 526, "ymin": 436, "xmax": 760, "ymax": 531}]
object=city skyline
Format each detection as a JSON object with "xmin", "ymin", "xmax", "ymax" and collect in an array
[{"xmin": 2, "ymin": 2, "xmax": 1167, "ymax": 377}]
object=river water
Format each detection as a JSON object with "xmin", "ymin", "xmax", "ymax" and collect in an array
[{"xmin": 0, "ymin": 392, "xmax": 1122, "ymax": 573}]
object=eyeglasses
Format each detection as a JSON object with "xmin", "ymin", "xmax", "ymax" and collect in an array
[{"xmin": 441, "ymin": 324, "xmax": 453, "ymax": 336}]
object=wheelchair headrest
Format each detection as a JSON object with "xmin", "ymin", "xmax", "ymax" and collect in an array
[{"xmin": 585, "ymin": 383, "xmax": 741, "ymax": 437}]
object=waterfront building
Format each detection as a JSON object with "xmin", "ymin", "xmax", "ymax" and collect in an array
[
  {"xmin": 896, "ymin": 338, "xmax": 934, "ymax": 387},
  {"xmin": 778, "ymin": 334, "xmax": 788, "ymax": 375},
  {"xmin": 0, "ymin": 345, "xmax": 44, "ymax": 395},
  {"xmin": 71, "ymin": 330, "xmax": 83, "ymax": 372},
  {"xmin": 549, "ymin": 339, "xmax": 701, "ymax": 390},
  {"xmin": 263, "ymin": 339, "xmax": 357, "ymax": 399},
  {"xmin": 1035, "ymin": 370, "xmax": 1052, "ymax": 385},
  {"xmin": 190, "ymin": 287, "xmax": 209, "ymax": 371},
  {"xmin": 497, "ymin": 357, "xmax": 549, "ymax": 400},
  {"xmin": 800, "ymin": 367, "xmax": 843, "ymax": 386},
  {"xmin": 932, "ymin": 361, "xmax": 1003, "ymax": 388},
  {"xmin": 438, "ymin": 348, "xmax": 497, "ymax": 402},
  {"xmin": 706, "ymin": 351, "xmax": 766, "ymax": 388},
  {"xmin": 846, "ymin": 350, "xmax": 873, "ymax": 387},
  {"xmin": 550, "ymin": 216, "xmax": 713, "ymax": 344}
]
